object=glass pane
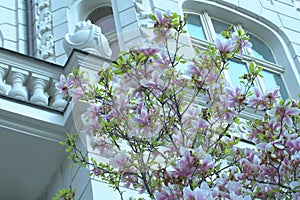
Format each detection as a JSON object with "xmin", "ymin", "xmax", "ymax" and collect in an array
[
  {"xmin": 260, "ymin": 70, "xmax": 288, "ymax": 99},
  {"xmin": 95, "ymin": 14, "xmax": 116, "ymax": 34},
  {"xmin": 211, "ymin": 18, "xmax": 230, "ymax": 37},
  {"xmin": 249, "ymin": 34, "xmax": 276, "ymax": 63},
  {"xmin": 227, "ymin": 60, "xmax": 248, "ymax": 88},
  {"xmin": 186, "ymin": 14, "xmax": 207, "ymax": 40}
]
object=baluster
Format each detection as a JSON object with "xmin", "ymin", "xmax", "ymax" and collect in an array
[
  {"xmin": 8, "ymin": 69, "xmax": 28, "ymax": 101},
  {"xmin": 0, "ymin": 64, "xmax": 11, "ymax": 95},
  {"xmin": 29, "ymin": 74, "xmax": 49, "ymax": 106},
  {"xmin": 50, "ymin": 81, "xmax": 67, "ymax": 111}
]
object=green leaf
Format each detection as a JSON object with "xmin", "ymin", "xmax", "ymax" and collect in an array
[
  {"xmin": 65, "ymin": 146, "xmax": 73, "ymax": 153},
  {"xmin": 150, "ymin": 13, "xmax": 157, "ymax": 21},
  {"xmin": 234, "ymin": 117, "xmax": 240, "ymax": 124}
]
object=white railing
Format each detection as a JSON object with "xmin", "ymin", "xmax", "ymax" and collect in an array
[
  {"xmin": 0, "ymin": 47, "xmax": 114, "ymax": 113},
  {"xmin": 0, "ymin": 48, "xmax": 68, "ymax": 111}
]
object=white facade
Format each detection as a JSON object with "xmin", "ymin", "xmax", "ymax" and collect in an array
[{"xmin": 0, "ymin": 0, "xmax": 299, "ymax": 199}]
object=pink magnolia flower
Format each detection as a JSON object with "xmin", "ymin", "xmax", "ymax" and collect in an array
[
  {"xmin": 232, "ymin": 32, "xmax": 252, "ymax": 54},
  {"xmin": 267, "ymin": 99, "xmax": 300, "ymax": 127},
  {"xmin": 82, "ymin": 117, "xmax": 101, "ymax": 135},
  {"xmin": 70, "ymin": 87, "xmax": 85, "ymax": 103},
  {"xmin": 85, "ymin": 104, "xmax": 100, "ymax": 120},
  {"xmin": 114, "ymin": 94, "xmax": 129, "ymax": 111},
  {"xmin": 216, "ymin": 37, "xmax": 234, "ymax": 53},
  {"xmin": 227, "ymin": 181, "xmax": 242, "ymax": 195},
  {"xmin": 247, "ymin": 87, "xmax": 267, "ymax": 110},
  {"xmin": 229, "ymin": 192, "xmax": 252, "ymax": 200},
  {"xmin": 153, "ymin": 51, "xmax": 171, "ymax": 71},
  {"xmin": 90, "ymin": 138, "xmax": 111, "ymax": 155},
  {"xmin": 285, "ymin": 137, "xmax": 300, "ymax": 152},
  {"xmin": 200, "ymin": 154, "xmax": 214, "ymax": 170},
  {"xmin": 152, "ymin": 11, "xmax": 172, "ymax": 44},
  {"xmin": 109, "ymin": 151, "xmax": 130, "ymax": 168},
  {"xmin": 55, "ymin": 75, "xmax": 68, "ymax": 96},
  {"xmin": 154, "ymin": 10, "xmax": 171, "ymax": 28},
  {"xmin": 170, "ymin": 150, "xmax": 195, "ymax": 178},
  {"xmin": 265, "ymin": 88, "xmax": 280, "ymax": 104},
  {"xmin": 183, "ymin": 182, "xmax": 214, "ymax": 200},
  {"xmin": 219, "ymin": 94, "xmax": 238, "ymax": 123},
  {"xmin": 133, "ymin": 107, "xmax": 149, "ymax": 126},
  {"xmin": 188, "ymin": 118, "xmax": 209, "ymax": 133},
  {"xmin": 247, "ymin": 87, "xmax": 280, "ymax": 110},
  {"xmin": 140, "ymin": 70, "xmax": 164, "ymax": 89},
  {"xmin": 153, "ymin": 27, "xmax": 170, "ymax": 44},
  {"xmin": 155, "ymin": 186, "xmax": 177, "ymax": 200},
  {"xmin": 133, "ymin": 48, "xmax": 158, "ymax": 56},
  {"xmin": 225, "ymin": 85, "xmax": 243, "ymax": 107}
]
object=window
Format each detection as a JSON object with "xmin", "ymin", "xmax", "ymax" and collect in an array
[
  {"xmin": 225, "ymin": 60, "xmax": 249, "ymax": 89},
  {"xmin": 248, "ymin": 34, "xmax": 275, "ymax": 63},
  {"xmin": 186, "ymin": 13, "xmax": 207, "ymax": 40},
  {"xmin": 185, "ymin": 12, "xmax": 289, "ymax": 99},
  {"xmin": 87, "ymin": 7, "xmax": 120, "ymax": 60},
  {"xmin": 211, "ymin": 18, "xmax": 231, "ymax": 39}
]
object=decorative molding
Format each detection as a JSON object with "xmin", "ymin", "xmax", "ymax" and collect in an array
[
  {"xmin": 134, "ymin": 0, "xmax": 152, "ymax": 19},
  {"xmin": 230, "ymin": 118, "xmax": 251, "ymax": 142},
  {"xmin": 35, "ymin": 0, "xmax": 55, "ymax": 62},
  {"xmin": 38, "ymin": 35, "xmax": 55, "ymax": 60},
  {"xmin": 134, "ymin": 0, "xmax": 152, "ymax": 29},
  {"xmin": 63, "ymin": 20, "xmax": 112, "ymax": 58},
  {"xmin": 37, "ymin": 11, "xmax": 52, "ymax": 39},
  {"xmin": 133, "ymin": 0, "xmax": 155, "ymax": 46},
  {"xmin": 36, "ymin": 0, "xmax": 51, "ymax": 15}
]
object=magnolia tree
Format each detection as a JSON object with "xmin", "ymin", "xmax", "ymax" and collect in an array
[{"xmin": 56, "ymin": 11, "xmax": 300, "ymax": 200}]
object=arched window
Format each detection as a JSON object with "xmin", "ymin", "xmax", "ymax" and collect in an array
[
  {"xmin": 248, "ymin": 33, "xmax": 275, "ymax": 63},
  {"xmin": 186, "ymin": 13, "xmax": 207, "ymax": 40},
  {"xmin": 86, "ymin": 6, "xmax": 119, "ymax": 60},
  {"xmin": 184, "ymin": 8, "xmax": 291, "ymax": 99}
]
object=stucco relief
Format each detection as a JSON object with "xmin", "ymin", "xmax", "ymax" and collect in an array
[
  {"xmin": 63, "ymin": 20, "xmax": 112, "ymax": 58},
  {"xmin": 230, "ymin": 118, "xmax": 250, "ymax": 141},
  {"xmin": 134, "ymin": 0, "xmax": 155, "ymax": 45},
  {"xmin": 134, "ymin": 0, "xmax": 152, "ymax": 20},
  {"xmin": 37, "ymin": 11, "xmax": 52, "ymax": 39},
  {"xmin": 38, "ymin": 35, "xmax": 54, "ymax": 60},
  {"xmin": 35, "ymin": 0, "xmax": 55, "ymax": 62},
  {"xmin": 35, "ymin": 0, "xmax": 50, "ymax": 15}
]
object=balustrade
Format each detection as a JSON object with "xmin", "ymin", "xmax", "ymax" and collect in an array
[
  {"xmin": 0, "ymin": 62, "xmax": 68, "ymax": 111},
  {"xmin": 0, "ymin": 64, "xmax": 11, "ymax": 95}
]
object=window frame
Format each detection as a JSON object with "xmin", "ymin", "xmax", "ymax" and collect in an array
[{"xmin": 185, "ymin": 11, "xmax": 290, "ymax": 99}]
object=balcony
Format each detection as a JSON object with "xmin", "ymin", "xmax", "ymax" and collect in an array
[{"xmin": 0, "ymin": 48, "xmax": 111, "ymax": 200}]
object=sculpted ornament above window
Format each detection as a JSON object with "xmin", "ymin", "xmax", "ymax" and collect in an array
[{"xmin": 63, "ymin": 20, "xmax": 112, "ymax": 58}]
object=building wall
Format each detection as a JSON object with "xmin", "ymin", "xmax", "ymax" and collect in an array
[
  {"xmin": 1, "ymin": 0, "xmax": 298, "ymax": 72},
  {"xmin": 0, "ymin": 0, "xmax": 27, "ymax": 54}
]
